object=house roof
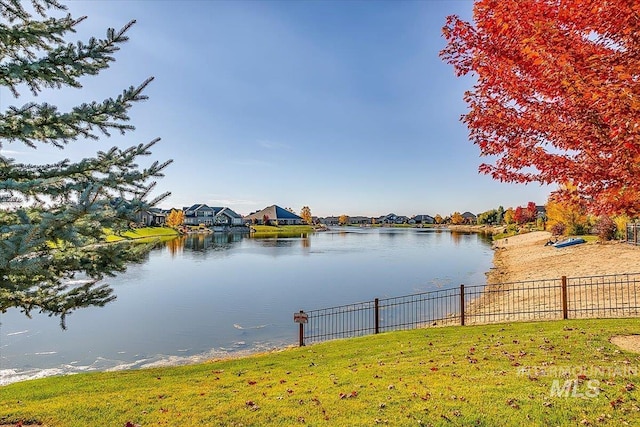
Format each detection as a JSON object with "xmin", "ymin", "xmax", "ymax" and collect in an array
[
  {"xmin": 243, "ymin": 205, "xmax": 303, "ymax": 221},
  {"xmin": 414, "ymin": 215, "xmax": 434, "ymax": 220},
  {"xmin": 183, "ymin": 204, "xmax": 224, "ymax": 215},
  {"xmin": 218, "ymin": 207, "xmax": 242, "ymax": 219}
]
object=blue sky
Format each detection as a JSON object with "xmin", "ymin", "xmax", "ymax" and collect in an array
[{"xmin": 3, "ymin": 0, "xmax": 552, "ymax": 218}]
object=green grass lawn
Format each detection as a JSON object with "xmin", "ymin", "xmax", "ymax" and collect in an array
[
  {"xmin": 250, "ymin": 224, "xmax": 315, "ymax": 236},
  {"xmin": 2, "ymin": 319, "xmax": 640, "ymax": 426},
  {"xmin": 104, "ymin": 226, "xmax": 179, "ymax": 242}
]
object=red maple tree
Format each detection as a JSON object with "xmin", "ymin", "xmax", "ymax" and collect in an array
[{"xmin": 441, "ymin": 0, "xmax": 640, "ymax": 216}]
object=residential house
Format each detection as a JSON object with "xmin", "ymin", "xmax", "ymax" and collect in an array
[
  {"xmin": 461, "ymin": 211, "xmax": 478, "ymax": 224},
  {"xmin": 378, "ymin": 213, "xmax": 409, "ymax": 224},
  {"xmin": 217, "ymin": 207, "xmax": 244, "ymax": 226},
  {"xmin": 412, "ymin": 214, "xmax": 435, "ymax": 224},
  {"xmin": 319, "ymin": 216, "xmax": 340, "ymax": 226},
  {"xmin": 183, "ymin": 204, "xmax": 243, "ymax": 226},
  {"xmin": 348, "ymin": 216, "xmax": 372, "ymax": 225},
  {"xmin": 136, "ymin": 208, "xmax": 166, "ymax": 226},
  {"xmin": 243, "ymin": 205, "xmax": 304, "ymax": 225}
]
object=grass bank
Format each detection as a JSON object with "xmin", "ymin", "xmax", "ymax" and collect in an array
[
  {"xmin": 2, "ymin": 319, "xmax": 640, "ymax": 426},
  {"xmin": 104, "ymin": 226, "xmax": 179, "ymax": 242},
  {"xmin": 250, "ymin": 224, "xmax": 315, "ymax": 236}
]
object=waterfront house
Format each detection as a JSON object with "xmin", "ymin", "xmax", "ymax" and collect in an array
[
  {"xmin": 461, "ymin": 211, "xmax": 478, "ymax": 224},
  {"xmin": 136, "ymin": 208, "xmax": 166, "ymax": 226},
  {"xmin": 183, "ymin": 204, "xmax": 243, "ymax": 226},
  {"xmin": 217, "ymin": 207, "xmax": 244, "ymax": 226},
  {"xmin": 412, "ymin": 214, "xmax": 435, "ymax": 224},
  {"xmin": 243, "ymin": 205, "xmax": 304, "ymax": 225}
]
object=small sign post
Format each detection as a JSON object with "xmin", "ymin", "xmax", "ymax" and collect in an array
[{"xmin": 294, "ymin": 310, "xmax": 308, "ymax": 346}]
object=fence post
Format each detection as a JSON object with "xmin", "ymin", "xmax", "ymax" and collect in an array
[
  {"xmin": 294, "ymin": 310, "xmax": 306, "ymax": 347},
  {"xmin": 561, "ymin": 276, "xmax": 568, "ymax": 320},
  {"xmin": 460, "ymin": 284, "xmax": 465, "ymax": 326},
  {"xmin": 374, "ymin": 298, "xmax": 380, "ymax": 334}
]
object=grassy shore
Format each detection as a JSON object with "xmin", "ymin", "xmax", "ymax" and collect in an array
[
  {"xmin": 104, "ymin": 226, "xmax": 179, "ymax": 242},
  {"xmin": 2, "ymin": 318, "xmax": 640, "ymax": 426},
  {"xmin": 250, "ymin": 224, "xmax": 315, "ymax": 236}
]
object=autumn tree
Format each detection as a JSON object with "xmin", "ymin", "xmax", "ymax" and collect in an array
[
  {"xmin": 0, "ymin": 0, "xmax": 171, "ymax": 327},
  {"xmin": 338, "ymin": 214, "xmax": 349, "ymax": 226},
  {"xmin": 166, "ymin": 209, "xmax": 184, "ymax": 228},
  {"xmin": 503, "ymin": 208, "xmax": 515, "ymax": 225},
  {"xmin": 545, "ymin": 187, "xmax": 590, "ymax": 236},
  {"xmin": 450, "ymin": 212, "xmax": 464, "ymax": 225},
  {"xmin": 434, "ymin": 214, "xmax": 443, "ymax": 224},
  {"xmin": 526, "ymin": 202, "xmax": 539, "ymax": 223},
  {"xmin": 442, "ymin": 0, "xmax": 640, "ymax": 216},
  {"xmin": 593, "ymin": 215, "xmax": 616, "ymax": 242},
  {"xmin": 513, "ymin": 206, "xmax": 525, "ymax": 225},
  {"xmin": 300, "ymin": 206, "xmax": 313, "ymax": 225}
]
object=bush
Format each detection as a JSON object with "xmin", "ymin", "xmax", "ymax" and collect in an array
[
  {"xmin": 551, "ymin": 222, "xmax": 566, "ymax": 236},
  {"xmin": 594, "ymin": 216, "xmax": 617, "ymax": 242}
]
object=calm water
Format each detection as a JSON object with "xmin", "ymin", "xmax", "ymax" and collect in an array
[{"xmin": 1, "ymin": 227, "xmax": 494, "ymax": 385}]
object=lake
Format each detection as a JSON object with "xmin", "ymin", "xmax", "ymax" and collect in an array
[{"xmin": 0, "ymin": 227, "xmax": 494, "ymax": 385}]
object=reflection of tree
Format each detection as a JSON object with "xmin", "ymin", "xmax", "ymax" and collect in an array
[
  {"xmin": 301, "ymin": 237, "xmax": 311, "ymax": 249},
  {"xmin": 166, "ymin": 236, "xmax": 184, "ymax": 257},
  {"xmin": 450, "ymin": 231, "xmax": 466, "ymax": 245}
]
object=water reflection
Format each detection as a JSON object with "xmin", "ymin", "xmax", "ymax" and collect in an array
[
  {"xmin": 2, "ymin": 227, "xmax": 495, "ymax": 385},
  {"xmin": 163, "ymin": 232, "xmax": 248, "ymax": 254}
]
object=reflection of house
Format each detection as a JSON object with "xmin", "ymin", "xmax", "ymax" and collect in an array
[
  {"xmin": 183, "ymin": 204, "xmax": 243, "ymax": 226},
  {"xmin": 243, "ymin": 205, "xmax": 304, "ymax": 225},
  {"xmin": 136, "ymin": 208, "xmax": 166, "ymax": 226}
]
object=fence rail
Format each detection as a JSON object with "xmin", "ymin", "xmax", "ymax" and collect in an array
[{"xmin": 296, "ymin": 273, "xmax": 640, "ymax": 346}]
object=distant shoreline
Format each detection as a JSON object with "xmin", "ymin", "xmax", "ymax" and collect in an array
[{"xmin": 447, "ymin": 224, "xmax": 503, "ymax": 234}]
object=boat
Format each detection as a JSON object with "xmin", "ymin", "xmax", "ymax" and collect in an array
[{"xmin": 552, "ymin": 237, "xmax": 586, "ymax": 248}]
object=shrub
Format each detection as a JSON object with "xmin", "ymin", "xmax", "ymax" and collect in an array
[
  {"xmin": 594, "ymin": 216, "xmax": 617, "ymax": 242},
  {"xmin": 550, "ymin": 222, "xmax": 566, "ymax": 236}
]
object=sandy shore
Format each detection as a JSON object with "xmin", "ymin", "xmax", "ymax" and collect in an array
[
  {"xmin": 482, "ymin": 231, "xmax": 640, "ymax": 352},
  {"xmin": 486, "ymin": 231, "xmax": 640, "ymax": 284}
]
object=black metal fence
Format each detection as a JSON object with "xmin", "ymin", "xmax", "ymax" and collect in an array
[
  {"xmin": 296, "ymin": 273, "xmax": 640, "ymax": 346},
  {"xmin": 627, "ymin": 223, "xmax": 640, "ymax": 245}
]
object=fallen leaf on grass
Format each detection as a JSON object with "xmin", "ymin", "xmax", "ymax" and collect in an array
[
  {"xmin": 339, "ymin": 391, "xmax": 358, "ymax": 399},
  {"xmin": 245, "ymin": 400, "xmax": 260, "ymax": 411}
]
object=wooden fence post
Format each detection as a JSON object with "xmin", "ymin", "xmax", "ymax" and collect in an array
[
  {"xmin": 561, "ymin": 276, "xmax": 568, "ymax": 320},
  {"xmin": 460, "ymin": 284, "xmax": 465, "ymax": 326},
  {"xmin": 374, "ymin": 298, "xmax": 379, "ymax": 334},
  {"xmin": 294, "ymin": 310, "xmax": 307, "ymax": 346}
]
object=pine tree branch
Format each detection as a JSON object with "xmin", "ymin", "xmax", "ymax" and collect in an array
[
  {"xmin": 0, "ymin": 12, "xmax": 135, "ymax": 97},
  {"xmin": 0, "ymin": 77, "xmax": 153, "ymax": 147}
]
